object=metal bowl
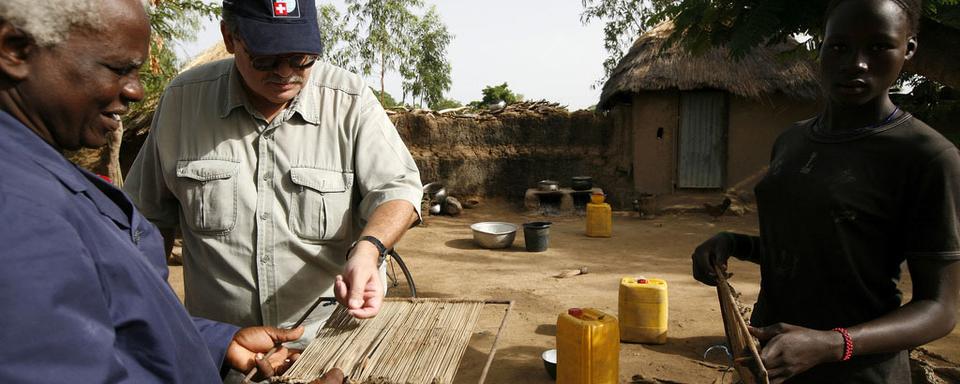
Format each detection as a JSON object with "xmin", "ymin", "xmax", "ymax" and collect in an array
[
  {"xmin": 470, "ymin": 222, "xmax": 518, "ymax": 249},
  {"xmin": 422, "ymin": 182, "xmax": 447, "ymax": 205},
  {"xmin": 538, "ymin": 180, "xmax": 559, "ymax": 192},
  {"xmin": 542, "ymin": 349, "xmax": 557, "ymax": 380}
]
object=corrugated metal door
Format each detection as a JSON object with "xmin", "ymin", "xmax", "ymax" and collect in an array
[{"xmin": 678, "ymin": 91, "xmax": 726, "ymax": 188}]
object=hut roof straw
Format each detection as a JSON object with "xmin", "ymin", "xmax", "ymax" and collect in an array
[
  {"xmin": 598, "ymin": 21, "xmax": 820, "ymax": 110},
  {"xmin": 180, "ymin": 41, "xmax": 232, "ymax": 73}
]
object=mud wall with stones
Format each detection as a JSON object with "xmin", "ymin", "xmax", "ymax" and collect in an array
[
  {"xmin": 391, "ymin": 107, "xmax": 635, "ymax": 208},
  {"xmin": 70, "ymin": 106, "xmax": 636, "ymax": 208}
]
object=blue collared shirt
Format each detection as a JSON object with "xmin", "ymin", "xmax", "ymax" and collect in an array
[{"xmin": 0, "ymin": 111, "xmax": 240, "ymax": 383}]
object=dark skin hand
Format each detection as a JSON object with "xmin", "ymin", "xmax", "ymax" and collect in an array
[
  {"xmin": 747, "ymin": 324, "xmax": 843, "ymax": 382},
  {"xmin": 690, "ymin": 233, "xmax": 735, "ymax": 286},
  {"xmin": 692, "ymin": 236, "xmax": 960, "ymax": 383},
  {"xmin": 227, "ymin": 326, "xmax": 304, "ymax": 381},
  {"xmin": 749, "ymin": 260, "xmax": 959, "ymax": 384}
]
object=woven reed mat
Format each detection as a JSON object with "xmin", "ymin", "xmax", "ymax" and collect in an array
[{"xmin": 276, "ymin": 298, "xmax": 492, "ymax": 384}]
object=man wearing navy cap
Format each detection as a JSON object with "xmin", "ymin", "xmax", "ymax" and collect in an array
[{"xmin": 124, "ymin": 0, "xmax": 423, "ymax": 379}]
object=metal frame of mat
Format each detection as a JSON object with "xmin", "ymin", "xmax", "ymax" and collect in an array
[
  {"xmin": 715, "ymin": 265, "xmax": 769, "ymax": 384},
  {"xmin": 276, "ymin": 298, "xmax": 513, "ymax": 384}
]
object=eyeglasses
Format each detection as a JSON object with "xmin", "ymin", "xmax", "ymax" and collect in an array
[
  {"xmin": 233, "ymin": 36, "xmax": 318, "ymax": 71},
  {"xmin": 248, "ymin": 53, "xmax": 318, "ymax": 72}
]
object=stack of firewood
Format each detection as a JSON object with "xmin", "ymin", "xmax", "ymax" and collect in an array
[{"xmin": 385, "ymin": 100, "xmax": 569, "ymax": 119}]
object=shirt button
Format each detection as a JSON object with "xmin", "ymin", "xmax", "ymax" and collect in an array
[
  {"xmin": 132, "ymin": 230, "xmax": 143, "ymax": 245},
  {"xmin": 263, "ymin": 174, "xmax": 270, "ymax": 181},
  {"xmin": 260, "ymin": 212, "xmax": 269, "ymax": 220},
  {"xmin": 261, "ymin": 256, "xmax": 271, "ymax": 264}
]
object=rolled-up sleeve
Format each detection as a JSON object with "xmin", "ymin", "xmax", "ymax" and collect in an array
[
  {"xmin": 352, "ymin": 87, "xmax": 423, "ymax": 224},
  {"xmin": 124, "ymin": 92, "xmax": 180, "ymax": 229}
]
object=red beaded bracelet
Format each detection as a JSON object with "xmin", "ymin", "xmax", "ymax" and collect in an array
[{"xmin": 832, "ymin": 327, "xmax": 854, "ymax": 361}]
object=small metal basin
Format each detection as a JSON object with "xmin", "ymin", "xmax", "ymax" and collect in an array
[{"xmin": 470, "ymin": 222, "xmax": 518, "ymax": 249}]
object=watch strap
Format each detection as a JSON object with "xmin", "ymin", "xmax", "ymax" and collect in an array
[{"xmin": 348, "ymin": 235, "xmax": 388, "ymax": 267}]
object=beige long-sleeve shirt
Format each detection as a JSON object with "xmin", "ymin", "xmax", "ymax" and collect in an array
[{"xmin": 124, "ymin": 59, "xmax": 422, "ymax": 346}]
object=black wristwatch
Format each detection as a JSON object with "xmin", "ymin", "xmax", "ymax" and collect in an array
[{"xmin": 347, "ymin": 235, "xmax": 388, "ymax": 267}]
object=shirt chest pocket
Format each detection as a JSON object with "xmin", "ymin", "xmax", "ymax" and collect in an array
[
  {"xmin": 288, "ymin": 167, "xmax": 353, "ymax": 241},
  {"xmin": 175, "ymin": 160, "xmax": 240, "ymax": 234}
]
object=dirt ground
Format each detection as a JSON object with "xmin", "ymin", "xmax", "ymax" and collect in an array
[{"xmin": 167, "ymin": 200, "xmax": 960, "ymax": 383}]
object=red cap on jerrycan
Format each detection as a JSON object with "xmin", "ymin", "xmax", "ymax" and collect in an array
[
  {"xmin": 568, "ymin": 308, "xmax": 583, "ymax": 318},
  {"xmin": 637, "ymin": 278, "xmax": 648, "ymax": 284}
]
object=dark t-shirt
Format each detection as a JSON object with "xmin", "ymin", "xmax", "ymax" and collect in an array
[{"xmin": 746, "ymin": 113, "xmax": 960, "ymax": 383}]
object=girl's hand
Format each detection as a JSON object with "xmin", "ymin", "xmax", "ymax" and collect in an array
[
  {"xmin": 749, "ymin": 323, "xmax": 844, "ymax": 384},
  {"xmin": 691, "ymin": 233, "xmax": 735, "ymax": 286}
]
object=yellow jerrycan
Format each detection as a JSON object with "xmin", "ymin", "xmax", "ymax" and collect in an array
[
  {"xmin": 618, "ymin": 277, "xmax": 668, "ymax": 344},
  {"xmin": 556, "ymin": 308, "xmax": 619, "ymax": 384},
  {"xmin": 585, "ymin": 193, "xmax": 612, "ymax": 237}
]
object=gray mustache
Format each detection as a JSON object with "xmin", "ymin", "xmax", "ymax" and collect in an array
[{"xmin": 267, "ymin": 75, "xmax": 304, "ymax": 84}]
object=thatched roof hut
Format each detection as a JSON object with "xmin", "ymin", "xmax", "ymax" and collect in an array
[
  {"xmin": 600, "ymin": 21, "xmax": 822, "ymax": 195},
  {"xmin": 182, "ymin": 41, "xmax": 231, "ymax": 72},
  {"xmin": 598, "ymin": 22, "xmax": 820, "ymax": 110}
]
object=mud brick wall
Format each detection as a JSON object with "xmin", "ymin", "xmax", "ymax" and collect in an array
[
  {"xmin": 391, "ymin": 108, "xmax": 635, "ymax": 207},
  {"xmin": 71, "ymin": 107, "xmax": 637, "ymax": 208}
]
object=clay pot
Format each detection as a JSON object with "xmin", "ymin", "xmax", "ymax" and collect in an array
[{"xmin": 571, "ymin": 176, "xmax": 593, "ymax": 191}]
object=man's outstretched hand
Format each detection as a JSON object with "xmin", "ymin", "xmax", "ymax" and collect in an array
[{"xmin": 336, "ymin": 241, "xmax": 383, "ymax": 318}]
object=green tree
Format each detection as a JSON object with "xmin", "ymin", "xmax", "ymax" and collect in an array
[
  {"xmin": 345, "ymin": 0, "xmax": 423, "ymax": 104},
  {"xmin": 581, "ymin": 0, "xmax": 960, "ymax": 89},
  {"xmin": 371, "ymin": 88, "xmax": 400, "ymax": 108},
  {"xmin": 429, "ymin": 97, "xmax": 462, "ymax": 111},
  {"xmin": 401, "ymin": 6, "xmax": 453, "ymax": 108},
  {"xmin": 317, "ymin": 4, "xmax": 360, "ymax": 72},
  {"xmin": 469, "ymin": 83, "xmax": 523, "ymax": 108},
  {"xmin": 140, "ymin": 1, "xmax": 221, "ymax": 114}
]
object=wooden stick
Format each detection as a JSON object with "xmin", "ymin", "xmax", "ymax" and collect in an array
[
  {"xmin": 715, "ymin": 266, "xmax": 769, "ymax": 384},
  {"xmin": 478, "ymin": 300, "xmax": 513, "ymax": 384}
]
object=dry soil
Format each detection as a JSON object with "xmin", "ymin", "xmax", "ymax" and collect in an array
[{"xmin": 167, "ymin": 201, "xmax": 960, "ymax": 383}]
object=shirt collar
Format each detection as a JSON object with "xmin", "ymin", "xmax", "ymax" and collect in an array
[
  {"xmin": 0, "ymin": 111, "xmax": 88, "ymax": 194},
  {"xmin": 219, "ymin": 60, "xmax": 319, "ymax": 125},
  {"xmin": 292, "ymin": 68, "xmax": 320, "ymax": 125},
  {"xmin": 0, "ymin": 111, "xmax": 132, "ymax": 229},
  {"xmin": 219, "ymin": 62, "xmax": 247, "ymax": 119}
]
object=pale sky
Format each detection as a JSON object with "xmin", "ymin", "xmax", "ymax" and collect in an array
[{"xmin": 175, "ymin": 1, "xmax": 609, "ymax": 110}]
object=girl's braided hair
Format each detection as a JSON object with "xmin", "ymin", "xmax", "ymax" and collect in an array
[{"xmin": 826, "ymin": 0, "xmax": 922, "ymax": 34}]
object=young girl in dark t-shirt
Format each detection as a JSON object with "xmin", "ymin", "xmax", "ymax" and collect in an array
[{"xmin": 692, "ymin": 0, "xmax": 960, "ymax": 382}]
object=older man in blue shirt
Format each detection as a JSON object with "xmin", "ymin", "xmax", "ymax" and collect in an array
[{"xmin": 0, "ymin": 0, "xmax": 342, "ymax": 382}]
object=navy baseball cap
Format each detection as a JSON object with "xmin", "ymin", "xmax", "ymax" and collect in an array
[{"xmin": 223, "ymin": 0, "xmax": 323, "ymax": 56}]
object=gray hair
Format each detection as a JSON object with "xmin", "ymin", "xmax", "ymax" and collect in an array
[{"xmin": 0, "ymin": 0, "xmax": 149, "ymax": 47}]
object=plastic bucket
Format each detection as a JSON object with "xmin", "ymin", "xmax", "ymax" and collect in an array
[{"xmin": 523, "ymin": 221, "xmax": 552, "ymax": 252}]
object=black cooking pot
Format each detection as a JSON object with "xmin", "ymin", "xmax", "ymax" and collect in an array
[{"xmin": 571, "ymin": 176, "xmax": 593, "ymax": 191}]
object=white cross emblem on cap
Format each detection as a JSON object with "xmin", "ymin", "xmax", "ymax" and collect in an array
[{"xmin": 272, "ymin": 0, "xmax": 297, "ymax": 17}]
